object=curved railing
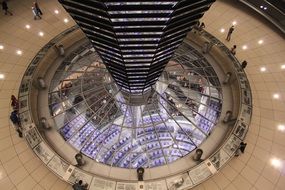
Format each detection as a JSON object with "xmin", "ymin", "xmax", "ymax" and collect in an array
[
  {"xmin": 18, "ymin": 26, "xmax": 252, "ymax": 189},
  {"xmin": 239, "ymin": 0, "xmax": 285, "ymax": 34}
]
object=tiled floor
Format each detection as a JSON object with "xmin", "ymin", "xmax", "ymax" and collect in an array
[{"xmin": 0, "ymin": 0, "xmax": 284, "ymax": 189}]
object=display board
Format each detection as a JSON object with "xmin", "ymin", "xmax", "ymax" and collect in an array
[
  {"xmin": 33, "ymin": 142, "xmax": 55, "ymax": 164},
  {"xmin": 188, "ymin": 163, "xmax": 212, "ymax": 184},
  {"xmin": 67, "ymin": 167, "xmax": 93, "ymax": 186},
  {"xmin": 89, "ymin": 177, "xmax": 116, "ymax": 190},
  {"xmin": 210, "ymin": 149, "xmax": 230, "ymax": 170},
  {"xmin": 25, "ymin": 125, "xmax": 42, "ymax": 148},
  {"xmin": 166, "ymin": 173, "xmax": 193, "ymax": 190},
  {"xmin": 144, "ymin": 180, "xmax": 168, "ymax": 190},
  {"xmin": 116, "ymin": 182, "xmax": 138, "ymax": 190},
  {"xmin": 47, "ymin": 156, "xmax": 69, "ymax": 178}
]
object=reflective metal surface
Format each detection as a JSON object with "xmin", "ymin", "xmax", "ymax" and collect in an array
[
  {"xmin": 18, "ymin": 25, "xmax": 252, "ymax": 186},
  {"xmin": 58, "ymin": 0, "xmax": 216, "ymax": 94},
  {"xmin": 48, "ymin": 40, "xmax": 222, "ymax": 169}
]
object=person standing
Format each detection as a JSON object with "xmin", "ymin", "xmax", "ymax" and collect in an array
[
  {"xmin": 2, "ymin": 0, "xmax": 13, "ymax": 15},
  {"xmin": 226, "ymin": 25, "xmax": 235, "ymax": 41},
  {"xmin": 11, "ymin": 95, "xmax": 19, "ymax": 110},
  {"xmin": 72, "ymin": 180, "xmax": 87, "ymax": 190},
  {"xmin": 199, "ymin": 22, "xmax": 205, "ymax": 30},
  {"xmin": 32, "ymin": 6, "xmax": 41, "ymax": 20},
  {"xmin": 10, "ymin": 110, "xmax": 23, "ymax": 138},
  {"xmin": 241, "ymin": 60, "xmax": 247, "ymax": 69},
  {"xmin": 235, "ymin": 142, "xmax": 247, "ymax": 156},
  {"xmin": 230, "ymin": 45, "xmax": 237, "ymax": 55},
  {"xmin": 198, "ymin": 22, "xmax": 205, "ymax": 34},
  {"xmin": 34, "ymin": 1, "xmax": 42, "ymax": 15},
  {"xmin": 193, "ymin": 21, "xmax": 200, "ymax": 34}
]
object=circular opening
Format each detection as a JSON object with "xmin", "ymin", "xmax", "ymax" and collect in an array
[{"xmin": 49, "ymin": 41, "xmax": 222, "ymax": 169}]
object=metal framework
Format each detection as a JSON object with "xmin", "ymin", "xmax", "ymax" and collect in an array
[
  {"xmin": 48, "ymin": 40, "xmax": 222, "ymax": 168},
  {"xmin": 58, "ymin": 0, "xmax": 215, "ymax": 94}
]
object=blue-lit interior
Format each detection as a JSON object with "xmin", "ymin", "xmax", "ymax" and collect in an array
[{"xmin": 48, "ymin": 41, "xmax": 222, "ymax": 169}]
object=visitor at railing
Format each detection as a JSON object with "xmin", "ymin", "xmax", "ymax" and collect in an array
[
  {"xmin": 230, "ymin": 45, "xmax": 237, "ymax": 55},
  {"xmin": 9, "ymin": 110, "xmax": 23, "ymax": 138},
  {"xmin": 11, "ymin": 95, "xmax": 19, "ymax": 111}
]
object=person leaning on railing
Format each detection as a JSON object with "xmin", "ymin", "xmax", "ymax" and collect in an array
[
  {"xmin": 10, "ymin": 95, "xmax": 23, "ymax": 138},
  {"xmin": 11, "ymin": 95, "xmax": 19, "ymax": 110},
  {"xmin": 10, "ymin": 110, "xmax": 23, "ymax": 138}
]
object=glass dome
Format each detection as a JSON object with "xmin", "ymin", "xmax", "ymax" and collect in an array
[{"xmin": 48, "ymin": 41, "xmax": 222, "ymax": 169}]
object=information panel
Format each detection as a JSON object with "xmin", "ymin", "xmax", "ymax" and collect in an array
[
  {"xmin": 33, "ymin": 142, "xmax": 55, "ymax": 164},
  {"xmin": 47, "ymin": 155, "xmax": 69, "ymax": 178},
  {"xmin": 25, "ymin": 125, "xmax": 42, "ymax": 148},
  {"xmin": 89, "ymin": 177, "xmax": 116, "ymax": 190},
  {"xmin": 188, "ymin": 163, "xmax": 212, "ymax": 184},
  {"xmin": 116, "ymin": 182, "xmax": 138, "ymax": 190},
  {"xmin": 233, "ymin": 120, "xmax": 248, "ymax": 140},
  {"xmin": 67, "ymin": 168, "xmax": 93, "ymax": 187},
  {"xmin": 222, "ymin": 134, "xmax": 241, "ymax": 156},
  {"xmin": 144, "ymin": 180, "xmax": 167, "ymax": 190},
  {"xmin": 210, "ymin": 149, "xmax": 230, "ymax": 170},
  {"xmin": 166, "ymin": 173, "xmax": 193, "ymax": 190}
]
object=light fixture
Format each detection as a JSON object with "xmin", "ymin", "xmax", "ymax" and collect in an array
[
  {"xmin": 232, "ymin": 21, "xmax": 237, "ymax": 25},
  {"xmin": 220, "ymin": 28, "xmax": 225, "ymax": 33},
  {"xmin": 277, "ymin": 125, "xmax": 285, "ymax": 132},
  {"xmin": 54, "ymin": 9, "xmax": 59, "ymax": 14},
  {"xmin": 273, "ymin": 93, "xmax": 280, "ymax": 99},
  {"xmin": 16, "ymin": 50, "xmax": 22, "ymax": 55},
  {"xmin": 0, "ymin": 45, "xmax": 4, "ymax": 50},
  {"xmin": 260, "ymin": 67, "xmax": 266, "ymax": 72},
  {"xmin": 242, "ymin": 45, "xmax": 247, "ymax": 50},
  {"xmin": 25, "ymin": 24, "xmax": 30, "ymax": 29},
  {"xmin": 0, "ymin": 74, "xmax": 4, "ymax": 79},
  {"xmin": 258, "ymin": 40, "xmax": 263, "ymax": 44},
  {"xmin": 64, "ymin": 18, "xmax": 69, "ymax": 23},
  {"xmin": 260, "ymin": 5, "xmax": 267, "ymax": 10},
  {"xmin": 38, "ymin": 31, "xmax": 44, "ymax": 37},
  {"xmin": 281, "ymin": 65, "xmax": 285, "ymax": 69},
  {"xmin": 270, "ymin": 158, "xmax": 282, "ymax": 168}
]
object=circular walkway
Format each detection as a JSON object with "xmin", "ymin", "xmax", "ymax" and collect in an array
[{"xmin": 0, "ymin": 0, "xmax": 284, "ymax": 189}]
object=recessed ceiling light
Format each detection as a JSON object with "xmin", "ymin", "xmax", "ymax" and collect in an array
[
  {"xmin": 16, "ymin": 50, "xmax": 22, "ymax": 55},
  {"xmin": 54, "ymin": 9, "xmax": 59, "ymax": 14},
  {"xmin": 278, "ymin": 125, "xmax": 285, "ymax": 132},
  {"xmin": 0, "ymin": 74, "xmax": 4, "ymax": 79},
  {"xmin": 64, "ymin": 18, "xmax": 69, "ymax": 23},
  {"xmin": 263, "ymin": 7, "xmax": 267, "ymax": 10},
  {"xmin": 220, "ymin": 28, "xmax": 225, "ymax": 33},
  {"xmin": 232, "ymin": 21, "xmax": 237, "ymax": 25},
  {"xmin": 260, "ymin": 5, "xmax": 263, "ymax": 9},
  {"xmin": 25, "ymin": 24, "xmax": 30, "ymax": 29},
  {"xmin": 270, "ymin": 158, "xmax": 282, "ymax": 168},
  {"xmin": 260, "ymin": 67, "xmax": 266, "ymax": 72},
  {"xmin": 0, "ymin": 45, "xmax": 4, "ymax": 50},
  {"xmin": 242, "ymin": 45, "xmax": 247, "ymax": 50},
  {"xmin": 281, "ymin": 65, "xmax": 285, "ymax": 69},
  {"xmin": 38, "ymin": 32, "xmax": 44, "ymax": 37},
  {"xmin": 273, "ymin": 93, "xmax": 280, "ymax": 99},
  {"xmin": 258, "ymin": 40, "xmax": 263, "ymax": 44}
]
